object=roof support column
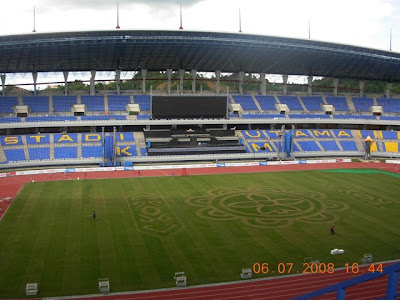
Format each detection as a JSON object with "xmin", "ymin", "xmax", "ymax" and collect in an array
[
  {"xmin": 90, "ymin": 70, "xmax": 96, "ymax": 96},
  {"xmin": 63, "ymin": 71, "xmax": 69, "ymax": 96},
  {"xmin": 179, "ymin": 69, "xmax": 185, "ymax": 95},
  {"xmin": 32, "ymin": 71, "xmax": 38, "ymax": 96},
  {"xmin": 191, "ymin": 69, "xmax": 197, "ymax": 94},
  {"xmin": 359, "ymin": 80, "xmax": 364, "ymax": 97},
  {"xmin": 141, "ymin": 69, "xmax": 147, "ymax": 94},
  {"xmin": 282, "ymin": 75, "xmax": 288, "ymax": 95},
  {"xmin": 386, "ymin": 82, "xmax": 393, "ymax": 99},
  {"xmin": 115, "ymin": 69, "xmax": 121, "ymax": 95},
  {"xmin": 238, "ymin": 71, "xmax": 245, "ymax": 95},
  {"xmin": 260, "ymin": 73, "xmax": 266, "ymax": 96},
  {"xmin": 167, "ymin": 69, "xmax": 172, "ymax": 94},
  {"xmin": 333, "ymin": 78, "xmax": 339, "ymax": 96},
  {"xmin": 307, "ymin": 76, "xmax": 313, "ymax": 96},
  {"xmin": 1, "ymin": 74, "xmax": 6, "ymax": 97},
  {"xmin": 215, "ymin": 70, "xmax": 221, "ymax": 95}
]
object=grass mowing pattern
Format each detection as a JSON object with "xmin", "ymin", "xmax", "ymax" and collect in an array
[{"xmin": 0, "ymin": 170, "xmax": 399, "ymax": 297}]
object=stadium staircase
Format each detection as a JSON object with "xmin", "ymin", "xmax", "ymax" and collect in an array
[
  {"xmin": 0, "ymin": 147, "xmax": 6, "ymax": 163},
  {"xmin": 335, "ymin": 139, "xmax": 344, "ymax": 151},
  {"xmin": 314, "ymin": 139, "xmax": 325, "ymax": 151},
  {"xmin": 250, "ymin": 94, "xmax": 263, "ymax": 111},
  {"xmin": 297, "ymin": 96, "xmax": 308, "ymax": 111},
  {"xmin": 104, "ymin": 95, "xmax": 109, "ymax": 113},
  {"xmin": 346, "ymin": 95, "xmax": 356, "ymax": 113},
  {"xmin": 49, "ymin": 95, "xmax": 54, "ymax": 112},
  {"xmin": 21, "ymin": 135, "xmax": 30, "ymax": 161},
  {"xmin": 77, "ymin": 134, "xmax": 82, "ymax": 158},
  {"xmin": 274, "ymin": 94, "xmax": 281, "ymax": 103},
  {"xmin": 49, "ymin": 135, "xmax": 55, "ymax": 159},
  {"xmin": 133, "ymin": 132, "xmax": 146, "ymax": 156},
  {"xmin": 353, "ymin": 131, "xmax": 366, "ymax": 151}
]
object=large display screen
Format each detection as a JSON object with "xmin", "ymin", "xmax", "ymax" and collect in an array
[{"xmin": 151, "ymin": 96, "xmax": 227, "ymax": 119}]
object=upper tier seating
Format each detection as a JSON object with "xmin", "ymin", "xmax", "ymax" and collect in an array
[
  {"xmin": 256, "ymin": 96, "xmax": 277, "ymax": 110},
  {"xmin": 81, "ymin": 95, "xmax": 105, "ymax": 112},
  {"xmin": 325, "ymin": 97, "xmax": 349, "ymax": 111},
  {"xmin": 22, "ymin": 96, "xmax": 49, "ymax": 113},
  {"xmin": 232, "ymin": 96, "xmax": 258, "ymax": 110},
  {"xmin": 278, "ymin": 96, "xmax": 304, "ymax": 110},
  {"xmin": 108, "ymin": 95, "xmax": 131, "ymax": 111},
  {"xmin": 0, "ymin": 97, "xmax": 18, "ymax": 113},
  {"xmin": 52, "ymin": 96, "xmax": 77, "ymax": 112},
  {"xmin": 134, "ymin": 95, "xmax": 151, "ymax": 111},
  {"xmin": 377, "ymin": 98, "xmax": 400, "ymax": 113},
  {"xmin": 352, "ymin": 97, "xmax": 374, "ymax": 112},
  {"xmin": 301, "ymin": 96, "xmax": 324, "ymax": 111},
  {"xmin": 289, "ymin": 114, "xmax": 330, "ymax": 119}
]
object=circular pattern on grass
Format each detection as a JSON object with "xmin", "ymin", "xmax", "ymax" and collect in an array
[{"xmin": 185, "ymin": 187, "xmax": 348, "ymax": 228}]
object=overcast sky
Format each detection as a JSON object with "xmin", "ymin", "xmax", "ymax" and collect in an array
[{"xmin": 0, "ymin": 0, "xmax": 399, "ymax": 52}]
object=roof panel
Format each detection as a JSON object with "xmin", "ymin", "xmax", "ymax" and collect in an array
[{"xmin": 0, "ymin": 30, "xmax": 399, "ymax": 81}]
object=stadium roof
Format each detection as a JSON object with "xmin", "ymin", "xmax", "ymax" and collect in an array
[{"xmin": 1, "ymin": 30, "xmax": 400, "ymax": 82}]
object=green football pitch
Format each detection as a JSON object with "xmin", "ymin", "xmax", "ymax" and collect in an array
[{"xmin": 0, "ymin": 169, "xmax": 399, "ymax": 297}]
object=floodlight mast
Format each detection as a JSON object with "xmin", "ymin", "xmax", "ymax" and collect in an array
[
  {"xmin": 239, "ymin": 8, "xmax": 242, "ymax": 33},
  {"xmin": 32, "ymin": 6, "xmax": 36, "ymax": 33},
  {"xmin": 179, "ymin": 4, "xmax": 183, "ymax": 30},
  {"xmin": 116, "ymin": 1, "xmax": 120, "ymax": 29}
]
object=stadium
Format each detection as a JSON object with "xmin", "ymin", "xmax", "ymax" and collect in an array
[{"xmin": 0, "ymin": 28, "xmax": 399, "ymax": 300}]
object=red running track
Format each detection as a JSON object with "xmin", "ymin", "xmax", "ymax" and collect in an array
[{"xmin": 0, "ymin": 162, "xmax": 399, "ymax": 299}]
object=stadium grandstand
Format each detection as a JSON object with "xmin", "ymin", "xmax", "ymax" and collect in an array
[
  {"xmin": 0, "ymin": 30, "xmax": 400, "ymax": 300},
  {"xmin": 0, "ymin": 30, "xmax": 399, "ymax": 168}
]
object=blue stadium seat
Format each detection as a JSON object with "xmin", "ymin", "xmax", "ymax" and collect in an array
[
  {"xmin": 54, "ymin": 133, "xmax": 78, "ymax": 143},
  {"xmin": 334, "ymin": 115, "xmax": 376, "ymax": 120},
  {"xmin": 340, "ymin": 141, "xmax": 358, "ymax": 151},
  {"xmin": 116, "ymin": 145, "xmax": 137, "ymax": 156},
  {"xmin": 256, "ymin": 96, "xmax": 277, "ymax": 110},
  {"xmin": 137, "ymin": 115, "xmax": 150, "ymax": 120},
  {"xmin": 301, "ymin": 96, "xmax": 324, "ymax": 111},
  {"xmin": 140, "ymin": 148, "xmax": 147, "ymax": 156},
  {"xmin": 54, "ymin": 147, "xmax": 78, "ymax": 159},
  {"xmin": 25, "ymin": 116, "xmax": 77, "ymax": 122},
  {"xmin": 332, "ymin": 129, "xmax": 353, "ymax": 138},
  {"xmin": 297, "ymin": 141, "xmax": 319, "ymax": 151},
  {"xmin": 116, "ymin": 132, "xmax": 135, "ymax": 142},
  {"xmin": 381, "ymin": 116, "xmax": 400, "ymax": 121},
  {"xmin": 108, "ymin": 95, "xmax": 130, "ymax": 111},
  {"xmin": 278, "ymin": 96, "xmax": 304, "ymax": 110},
  {"xmin": 0, "ymin": 135, "xmax": 23, "ymax": 146},
  {"xmin": 242, "ymin": 114, "xmax": 285, "ymax": 119},
  {"xmin": 381, "ymin": 131, "xmax": 398, "ymax": 140},
  {"xmin": 241, "ymin": 130, "xmax": 265, "ymax": 139},
  {"xmin": 289, "ymin": 114, "xmax": 330, "ymax": 119},
  {"xmin": 377, "ymin": 98, "xmax": 400, "ymax": 113},
  {"xmin": 0, "ymin": 117, "xmax": 21, "ymax": 123},
  {"xmin": 4, "ymin": 149, "xmax": 26, "ymax": 161},
  {"xmin": 81, "ymin": 95, "xmax": 105, "ymax": 112},
  {"xmin": 319, "ymin": 141, "xmax": 340, "ymax": 151},
  {"xmin": 81, "ymin": 146, "xmax": 103, "ymax": 158},
  {"xmin": 134, "ymin": 95, "xmax": 151, "ymax": 111},
  {"xmin": 325, "ymin": 97, "xmax": 349, "ymax": 111},
  {"xmin": 28, "ymin": 148, "xmax": 50, "ymax": 160},
  {"xmin": 352, "ymin": 97, "xmax": 374, "ymax": 112},
  {"xmin": 52, "ymin": 96, "xmax": 77, "ymax": 112},
  {"xmin": 26, "ymin": 134, "xmax": 50, "ymax": 144},
  {"xmin": 233, "ymin": 96, "xmax": 258, "ymax": 110},
  {"xmin": 22, "ymin": 96, "xmax": 50, "ymax": 113},
  {"xmin": 0, "ymin": 97, "xmax": 18, "ymax": 113}
]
